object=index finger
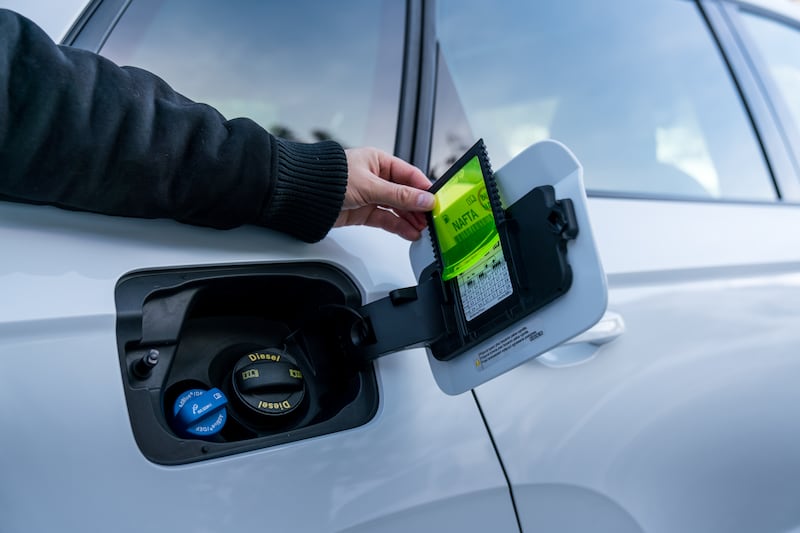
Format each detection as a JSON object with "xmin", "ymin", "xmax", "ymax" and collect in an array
[{"xmin": 376, "ymin": 152, "xmax": 432, "ymax": 190}]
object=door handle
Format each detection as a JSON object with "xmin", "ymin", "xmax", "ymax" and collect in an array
[
  {"xmin": 564, "ymin": 310, "xmax": 625, "ymax": 346},
  {"xmin": 535, "ymin": 311, "xmax": 625, "ymax": 368}
]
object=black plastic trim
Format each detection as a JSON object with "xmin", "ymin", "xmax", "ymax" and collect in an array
[
  {"xmin": 412, "ymin": 0, "xmax": 438, "ymax": 173},
  {"xmin": 394, "ymin": 0, "xmax": 423, "ymax": 161},
  {"xmin": 354, "ymin": 274, "xmax": 447, "ymax": 360},
  {"xmin": 115, "ymin": 262, "xmax": 379, "ymax": 465}
]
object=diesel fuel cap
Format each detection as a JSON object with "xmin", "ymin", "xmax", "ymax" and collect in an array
[{"xmin": 231, "ymin": 349, "xmax": 307, "ymax": 421}]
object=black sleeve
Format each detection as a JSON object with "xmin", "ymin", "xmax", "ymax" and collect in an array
[{"xmin": 0, "ymin": 9, "xmax": 347, "ymax": 243}]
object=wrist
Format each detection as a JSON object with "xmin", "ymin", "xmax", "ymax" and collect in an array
[{"xmin": 262, "ymin": 138, "xmax": 347, "ymax": 242}]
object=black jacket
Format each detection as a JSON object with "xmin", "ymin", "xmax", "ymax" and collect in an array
[{"xmin": 0, "ymin": 9, "xmax": 347, "ymax": 243}]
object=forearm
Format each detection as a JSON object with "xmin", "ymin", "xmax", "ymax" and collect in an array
[{"xmin": 0, "ymin": 9, "xmax": 346, "ymax": 242}]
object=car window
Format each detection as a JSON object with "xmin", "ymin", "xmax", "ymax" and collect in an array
[
  {"xmin": 101, "ymin": 0, "xmax": 404, "ymax": 152},
  {"xmin": 738, "ymin": 10, "xmax": 800, "ymax": 147},
  {"xmin": 431, "ymin": 0, "xmax": 775, "ymax": 201}
]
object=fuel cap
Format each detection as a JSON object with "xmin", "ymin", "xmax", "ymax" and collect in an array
[
  {"xmin": 231, "ymin": 349, "xmax": 306, "ymax": 421},
  {"xmin": 171, "ymin": 387, "xmax": 228, "ymax": 438}
]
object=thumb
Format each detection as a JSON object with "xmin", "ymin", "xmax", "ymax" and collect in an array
[{"xmin": 368, "ymin": 178, "xmax": 435, "ymax": 212}]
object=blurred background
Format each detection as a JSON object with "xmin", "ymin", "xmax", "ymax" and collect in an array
[
  {"xmin": 0, "ymin": 0, "xmax": 86, "ymax": 39},
  {"xmin": 3, "ymin": 0, "xmax": 800, "ymax": 42}
]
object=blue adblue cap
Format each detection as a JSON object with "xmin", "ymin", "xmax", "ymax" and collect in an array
[{"xmin": 172, "ymin": 388, "xmax": 228, "ymax": 438}]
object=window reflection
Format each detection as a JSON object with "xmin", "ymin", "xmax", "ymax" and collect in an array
[
  {"xmin": 432, "ymin": 0, "xmax": 774, "ymax": 200},
  {"xmin": 101, "ymin": 0, "xmax": 404, "ymax": 152},
  {"xmin": 740, "ymin": 11, "xmax": 800, "ymax": 152}
]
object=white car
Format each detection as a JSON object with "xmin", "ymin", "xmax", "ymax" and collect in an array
[{"xmin": 3, "ymin": 0, "xmax": 800, "ymax": 532}]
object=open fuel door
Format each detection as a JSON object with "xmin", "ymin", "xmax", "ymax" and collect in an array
[{"xmin": 347, "ymin": 140, "xmax": 606, "ymax": 394}]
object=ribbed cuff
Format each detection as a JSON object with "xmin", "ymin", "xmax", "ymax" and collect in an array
[{"xmin": 262, "ymin": 138, "xmax": 348, "ymax": 243}]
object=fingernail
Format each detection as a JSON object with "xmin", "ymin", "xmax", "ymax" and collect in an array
[
  {"xmin": 417, "ymin": 192, "xmax": 435, "ymax": 209},
  {"xmin": 404, "ymin": 228, "xmax": 422, "ymax": 241}
]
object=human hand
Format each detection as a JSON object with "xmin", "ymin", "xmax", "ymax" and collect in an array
[{"xmin": 336, "ymin": 147, "xmax": 435, "ymax": 240}]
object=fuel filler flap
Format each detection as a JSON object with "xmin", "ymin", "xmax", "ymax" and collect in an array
[{"xmin": 352, "ymin": 139, "xmax": 607, "ymax": 394}]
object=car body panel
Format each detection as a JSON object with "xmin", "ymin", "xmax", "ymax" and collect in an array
[
  {"xmin": 476, "ymin": 197, "xmax": 800, "ymax": 533},
  {"xmin": 478, "ymin": 271, "xmax": 800, "ymax": 533},
  {"xmin": 0, "ymin": 203, "xmax": 517, "ymax": 532}
]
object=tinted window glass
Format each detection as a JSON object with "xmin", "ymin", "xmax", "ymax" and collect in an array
[
  {"xmin": 740, "ymin": 11, "xmax": 800, "ymax": 146},
  {"xmin": 102, "ymin": 0, "xmax": 404, "ymax": 151},
  {"xmin": 431, "ymin": 0, "xmax": 775, "ymax": 200}
]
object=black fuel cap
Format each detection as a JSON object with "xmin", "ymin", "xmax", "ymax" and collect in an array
[{"xmin": 231, "ymin": 349, "xmax": 306, "ymax": 419}]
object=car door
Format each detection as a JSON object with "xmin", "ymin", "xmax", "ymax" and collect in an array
[
  {"xmin": 429, "ymin": 0, "xmax": 800, "ymax": 532},
  {"xmin": 0, "ymin": 2, "xmax": 520, "ymax": 532}
]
